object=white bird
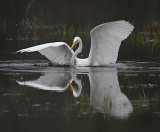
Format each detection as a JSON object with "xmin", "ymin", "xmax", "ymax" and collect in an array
[{"xmin": 17, "ymin": 20, "xmax": 134, "ymax": 66}]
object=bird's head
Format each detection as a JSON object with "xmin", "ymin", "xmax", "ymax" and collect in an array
[{"xmin": 69, "ymin": 36, "xmax": 81, "ymax": 53}]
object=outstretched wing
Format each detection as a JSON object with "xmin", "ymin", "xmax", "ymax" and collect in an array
[
  {"xmin": 17, "ymin": 42, "xmax": 74, "ymax": 65},
  {"xmin": 89, "ymin": 21, "xmax": 134, "ymax": 66}
]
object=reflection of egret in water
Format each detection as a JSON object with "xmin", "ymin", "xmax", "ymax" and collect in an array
[
  {"xmin": 17, "ymin": 66, "xmax": 133, "ymax": 118},
  {"xmin": 17, "ymin": 67, "xmax": 82, "ymax": 97},
  {"xmin": 89, "ymin": 67, "xmax": 133, "ymax": 119}
]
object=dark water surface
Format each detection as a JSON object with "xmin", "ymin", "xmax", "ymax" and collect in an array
[
  {"xmin": 1, "ymin": 0, "xmax": 160, "ymax": 131},
  {"xmin": 0, "ymin": 59, "xmax": 160, "ymax": 132}
]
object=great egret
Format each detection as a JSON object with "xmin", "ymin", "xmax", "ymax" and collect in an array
[{"xmin": 17, "ymin": 20, "xmax": 134, "ymax": 66}]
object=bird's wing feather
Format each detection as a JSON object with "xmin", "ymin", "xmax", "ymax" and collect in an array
[
  {"xmin": 17, "ymin": 42, "xmax": 74, "ymax": 65},
  {"xmin": 89, "ymin": 21, "xmax": 134, "ymax": 66}
]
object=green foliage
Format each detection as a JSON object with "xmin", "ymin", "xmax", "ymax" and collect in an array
[{"xmin": 130, "ymin": 22, "xmax": 160, "ymax": 54}]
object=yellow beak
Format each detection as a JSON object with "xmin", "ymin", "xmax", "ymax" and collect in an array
[
  {"xmin": 69, "ymin": 83, "xmax": 76, "ymax": 92},
  {"xmin": 69, "ymin": 41, "xmax": 77, "ymax": 53}
]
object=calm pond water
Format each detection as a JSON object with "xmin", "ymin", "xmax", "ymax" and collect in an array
[
  {"xmin": 0, "ymin": 59, "xmax": 160, "ymax": 132},
  {"xmin": 1, "ymin": 0, "xmax": 160, "ymax": 131}
]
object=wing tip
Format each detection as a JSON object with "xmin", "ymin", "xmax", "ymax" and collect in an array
[
  {"xmin": 17, "ymin": 49, "xmax": 32, "ymax": 53},
  {"xmin": 17, "ymin": 49, "xmax": 23, "ymax": 53},
  {"xmin": 90, "ymin": 20, "xmax": 134, "ymax": 34},
  {"xmin": 115, "ymin": 20, "xmax": 134, "ymax": 31},
  {"xmin": 17, "ymin": 49, "xmax": 27, "ymax": 53}
]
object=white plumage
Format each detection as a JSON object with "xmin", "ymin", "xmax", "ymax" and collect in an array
[
  {"xmin": 18, "ymin": 42, "xmax": 74, "ymax": 65},
  {"xmin": 89, "ymin": 21, "xmax": 134, "ymax": 65},
  {"xmin": 17, "ymin": 20, "xmax": 134, "ymax": 66}
]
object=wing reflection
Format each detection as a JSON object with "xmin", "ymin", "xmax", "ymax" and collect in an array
[
  {"xmin": 17, "ymin": 66, "xmax": 133, "ymax": 118},
  {"xmin": 89, "ymin": 67, "xmax": 133, "ymax": 119},
  {"xmin": 17, "ymin": 67, "xmax": 82, "ymax": 97}
]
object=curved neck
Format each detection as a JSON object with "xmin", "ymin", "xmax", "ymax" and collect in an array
[{"xmin": 70, "ymin": 39, "xmax": 83, "ymax": 64}]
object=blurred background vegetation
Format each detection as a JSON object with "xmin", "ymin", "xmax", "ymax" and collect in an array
[{"xmin": 0, "ymin": 0, "xmax": 160, "ymax": 60}]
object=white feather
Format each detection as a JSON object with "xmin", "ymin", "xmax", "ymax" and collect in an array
[
  {"xmin": 17, "ymin": 20, "xmax": 134, "ymax": 66},
  {"xmin": 89, "ymin": 20, "xmax": 134, "ymax": 66},
  {"xmin": 17, "ymin": 42, "xmax": 74, "ymax": 65}
]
